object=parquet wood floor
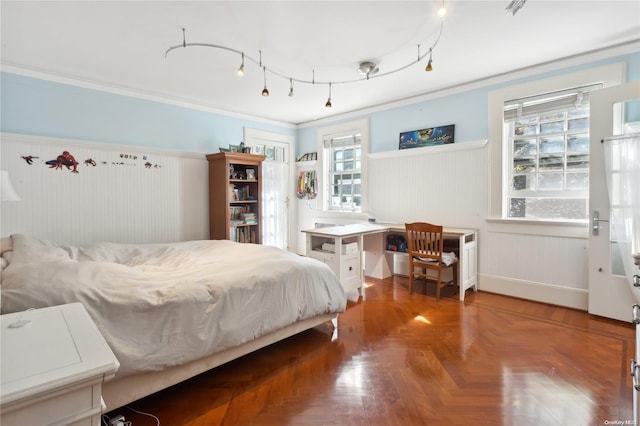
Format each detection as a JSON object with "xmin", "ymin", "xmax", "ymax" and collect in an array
[{"xmin": 112, "ymin": 275, "xmax": 635, "ymax": 426}]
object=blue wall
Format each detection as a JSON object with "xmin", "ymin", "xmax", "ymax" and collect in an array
[
  {"xmin": 2, "ymin": 51, "xmax": 639, "ymax": 155},
  {"xmin": 297, "ymin": 51, "xmax": 640, "ymax": 155},
  {"xmin": 0, "ymin": 72, "xmax": 294, "ymax": 153}
]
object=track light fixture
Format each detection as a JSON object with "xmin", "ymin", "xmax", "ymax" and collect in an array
[
  {"xmin": 165, "ymin": 3, "xmax": 447, "ymax": 108},
  {"xmin": 237, "ymin": 52, "xmax": 245, "ymax": 76},
  {"xmin": 438, "ymin": 0, "xmax": 447, "ymax": 17},
  {"xmin": 261, "ymin": 66, "xmax": 269, "ymax": 96},
  {"xmin": 505, "ymin": 0, "xmax": 527, "ymax": 15}
]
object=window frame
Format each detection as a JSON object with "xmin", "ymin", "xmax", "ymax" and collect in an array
[
  {"xmin": 317, "ymin": 118, "xmax": 370, "ymax": 216},
  {"xmin": 487, "ymin": 62, "xmax": 625, "ymax": 237}
]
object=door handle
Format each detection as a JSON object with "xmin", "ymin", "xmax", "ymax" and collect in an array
[{"xmin": 592, "ymin": 210, "xmax": 609, "ymax": 236}]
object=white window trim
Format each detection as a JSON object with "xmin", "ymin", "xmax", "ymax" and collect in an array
[
  {"xmin": 487, "ymin": 62, "xmax": 625, "ymax": 238},
  {"xmin": 317, "ymin": 118, "xmax": 370, "ymax": 216}
]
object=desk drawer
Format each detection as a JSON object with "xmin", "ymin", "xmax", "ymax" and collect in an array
[{"xmin": 341, "ymin": 256, "xmax": 360, "ymax": 282}]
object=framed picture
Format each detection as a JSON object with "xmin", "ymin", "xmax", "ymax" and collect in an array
[
  {"xmin": 399, "ymin": 124, "xmax": 455, "ymax": 150},
  {"xmin": 229, "ymin": 144, "xmax": 239, "ymax": 152}
]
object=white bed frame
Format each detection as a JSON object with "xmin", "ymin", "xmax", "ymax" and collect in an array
[
  {"xmin": 0, "ymin": 237, "xmax": 339, "ymax": 411},
  {"xmin": 102, "ymin": 313, "xmax": 338, "ymax": 410}
]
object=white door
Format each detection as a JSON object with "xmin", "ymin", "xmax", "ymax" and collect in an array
[
  {"xmin": 243, "ymin": 128, "xmax": 294, "ymax": 250},
  {"xmin": 588, "ymin": 81, "xmax": 640, "ymax": 322}
]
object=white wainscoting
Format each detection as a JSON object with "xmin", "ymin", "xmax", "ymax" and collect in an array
[
  {"xmin": 367, "ymin": 140, "xmax": 487, "ymax": 228},
  {"xmin": 0, "ymin": 133, "xmax": 209, "ymax": 245},
  {"xmin": 365, "ymin": 139, "xmax": 589, "ymax": 310}
]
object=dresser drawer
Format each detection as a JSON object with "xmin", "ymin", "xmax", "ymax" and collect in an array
[{"xmin": 2, "ymin": 381, "xmax": 103, "ymax": 426}]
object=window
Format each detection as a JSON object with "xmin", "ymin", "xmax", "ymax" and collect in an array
[
  {"xmin": 325, "ymin": 134, "xmax": 362, "ymax": 211},
  {"xmin": 504, "ymin": 85, "xmax": 599, "ymax": 221},
  {"xmin": 488, "ymin": 62, "xmax": 625, "ymax": 236},
  {"xmin": 317, "ymin": 118, "xmax": 369, "ymax": 214}
]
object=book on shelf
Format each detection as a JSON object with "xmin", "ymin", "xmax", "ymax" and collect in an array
[
  {"xmin": 229, "ymin": 226, "xmax": 256, "ymax": 243},
  {"xmin": 242, "ymin": 212, "xmax": 257, "ymax": 224}
]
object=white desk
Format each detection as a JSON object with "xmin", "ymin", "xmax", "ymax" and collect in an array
[
  {"xmin": 302, "ymin": 223, "xmax": 387, "ymax": 298},
  {"xmin": 302, "ymin": 223, "xmax": 478, "ymax": 301},
  {"xmin": 1, "ymin": 303, "xmax": 120, "ymax": 426}
]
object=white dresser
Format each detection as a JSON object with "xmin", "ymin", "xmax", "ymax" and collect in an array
[{"xmin": 1, "ymin": 303, "xmax": 120, "ymax": 426}]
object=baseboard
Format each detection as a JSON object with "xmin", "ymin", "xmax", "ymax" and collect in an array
[{"xmin": 478, "ymin": 273, "xmax": 588, "ymax": 311}]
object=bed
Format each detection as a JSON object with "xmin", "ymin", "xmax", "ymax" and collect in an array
[{"xmin": 0, "ymin": 234, "xmax": 347, "ymax": 410}]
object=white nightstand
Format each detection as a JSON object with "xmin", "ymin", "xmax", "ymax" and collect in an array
[{"xmin": 1, "ymin": 303, "xmax": 120, "ymax": 426}]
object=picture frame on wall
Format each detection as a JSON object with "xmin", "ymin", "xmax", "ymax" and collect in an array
[{"xmin": 399, "ymin": 124, "xmax": 455, "ymax": 150}]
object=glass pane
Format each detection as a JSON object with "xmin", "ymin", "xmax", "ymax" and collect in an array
[
  {"xmin": 512, "ymin": 174, "xmax": 536, "ymax": 191},
  {"xmin": 333, "ymin": 150, "xmax": 343, "ymax": 161},
  {"xmin": 334, "ymin": 162, "xmax": 343, "ymax": 172},
  {"xmin": 513, "ymin": 158, "xmax": 536, "ymax": 173},
  {"xmin": 567, "ymin": 154, "xmax": 589, "ymax": 170},
  {"xmin": 567, "ymin": 134, "xmax": 589, "ymax": 152},
  {"xmin": 509, "ymin": 197, "xmax": 587, "ymax": 220},
  {"xmin": 354, "ymin": 184, "xmax": 361, "ymax": 194},
  {"xmin": 515, "ymin": 117, "xmax": 539, "ymax": 125},
  {"xmin": 540, "ymin": 121, "xmax": 564, "ymax": 134},
  {"xmin": 353, "ymin": 196, "xmax": 361, "ymax": 207},
  {"xmin": 330, "ymin": 196, "xmax": 341, "ymax": 208},
  {"xmin": 566, "ymin": 172, "xmax": 588, "ymax": 190},
  {"xmin": 332, "ymin": 184, "xmax": 339, "ymax": 196},
  {"xmin": 568, "ymin": 106, "xmax": 589, "ymax": 118},
  {"xmin": 568, "ymin": 117, "xmax": 589, "ymax": 130},
  {"xmin": 344, "ymin": 148, "xmax": 354, "ymax": 160},
  {"xmin": 514, "ymin": 138, "xmax": 537, "ymax": 156},
  {"xmin": 538, "ymin": 173, "xmax": 563, "ymax": 190},
  {"xmin": 539, "ymin": 155, "xmax": 564, "ymax": 171},
  {"xmin": 515, "ymin": 125, "xmax": 537, "ymax": 136},
  {"xmin": 344, "ymin": 161, "xmax": 353, "ymax": 171},
  {"xmin": 541, "ymin": 112, "xmax": 565, "ymax": 121},
  {"xmin": 509, "ymin": 198, "xmax": 526, "ymax": 218},
  {"xmin": 611, "ymin": 241, "xmax": 626, "ymax": 276},
  {"xmin": 539, "ymin": 136, "xmax": 564, "ymax": 153}
]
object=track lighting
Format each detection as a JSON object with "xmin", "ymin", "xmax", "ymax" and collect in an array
[
  {"xmin": 261, "ymin": 66, "xmax": 269, "ymax": 96},
  {"xmin": 438, "ymin": 0, "xmax": 447, "ymax": 17},
  {"xmin": 237, "ymin": 52, "xmax": 245, "ymax": 76},
  {"xmin": 505, "ymin": 0, "xmax": 527, "ymax": 15},
  {"xmin": 166, "ymin": 5, "xmax": 448, "ymax": 110}
]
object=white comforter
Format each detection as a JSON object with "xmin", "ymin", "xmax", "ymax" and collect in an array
[{"xmin": 1, "ymin": 234, "xmax": 346, "ymax": 377}]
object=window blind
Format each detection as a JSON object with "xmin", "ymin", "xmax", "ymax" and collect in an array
[
  {"xmin": 323, "ymin": 134, "xmax": 361, "ymax": 148},
  {"xmin": 504, "ymin": 83, "xmax": 602, "ymax": 122}
]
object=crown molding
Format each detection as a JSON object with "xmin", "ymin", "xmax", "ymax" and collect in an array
[
  {"xmin": 0, "ymin": 62, "xmax": 296, "ymax": 130},
  {"xmin": 297, "ymin": 39, "xmax": 640, "ymax": 129}
]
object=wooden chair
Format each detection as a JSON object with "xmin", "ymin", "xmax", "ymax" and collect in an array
[{"xmin": 405, "ymin": 222, "xmax": 458, "ymax": 300}]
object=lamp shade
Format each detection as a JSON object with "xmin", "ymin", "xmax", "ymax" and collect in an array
[{"xmin": 1, "ymin": 171, "xmax": 21, "ymax": 201}]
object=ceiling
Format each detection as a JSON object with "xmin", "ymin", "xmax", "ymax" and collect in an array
[{"xmin": 1, "ymin": 1, "xmax": 639, "ymax": 126}]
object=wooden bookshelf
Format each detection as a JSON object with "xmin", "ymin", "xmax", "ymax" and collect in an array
[{"xmin": 206, "ymin": 152, "xmax": 266, "ymax": 244}]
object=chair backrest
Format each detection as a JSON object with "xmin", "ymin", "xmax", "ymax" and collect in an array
[{"xmin": 405, "ymin": 222, "xmax": 444, "ymax": 262}]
